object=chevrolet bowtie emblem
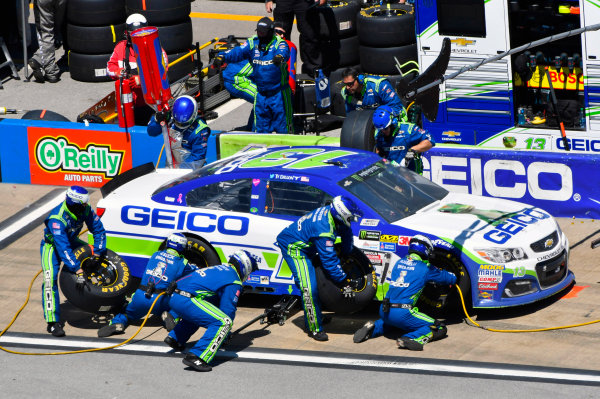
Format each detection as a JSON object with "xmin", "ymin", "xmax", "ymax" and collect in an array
[
  {"xmin": 442, "ymin": 130, "xmax": 461, "ymax": 136},
  {"xmin": 544, "ymin": 238, "xmax": 554, "ymax": 248},
  {"xmin": 451, "ymin": 38, "xmax": 476, "ymax": 46}
]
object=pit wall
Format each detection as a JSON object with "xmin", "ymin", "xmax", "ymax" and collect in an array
[{"xmin": 0, "ymin": 118, "xmax": 596, "ymax": 219}]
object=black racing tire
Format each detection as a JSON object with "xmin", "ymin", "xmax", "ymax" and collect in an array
[
  {"xmin": 126, "ymin": 0, "xmax": 192, "ymax": 25},
  {"xmin": 357, "ymin": 4, "xmax": 415, "ymax": 47},
  {"xmin": 419, "ymin": 250, "xmax": 471, "ymax": 315},
  {"xmin": 331, "ymin": 80, "xmax": 346, "ymax": 117},
  {"xmin": 316, "ymin": 246, "xmax": 377, "ymax": 314},
  {"xmin": 67, "ymin": 23, "xmax": 126, "ymax": 55},
  {"xmin": 67, "ymin": 0, "xmax": 126, "ymax": 26},
  {"xmin": 340, "ymin": 109, "xmax": 375, "ymax": 151},
  {"xmin": 68, "ymin": 52, "xmax": 112, "ymax": 82},
  {"xmin": 21, "ymin": 110, "xmax": 70, "ymax": 122},
  {"xmin": 157, "ymin": 236, "xmax": 222, "ymax": 268},
  {"xmin": 166, "ymin": 50, "xmax": 195, "ymax": 83},
  {"xmin": 321, "ymin": 36, "xmax": 360, "ymax": 71},
  {"xmin": 156, "ymin": 18, "xmax": 193, "ymax": 54},
  {"xmin": 294, "ymin": 75, "xmax": 316, "ymax": 114},
  {"xmin": 317, "ymin": 1, "xmax": 360, "ymax": 40},
  {"xmin": 59, "ymin": 246, "xmax": 137, "ymax": 314},
  {"xmin": 359, "ymin": 43, "xmax": 418, "ymax": 76}
]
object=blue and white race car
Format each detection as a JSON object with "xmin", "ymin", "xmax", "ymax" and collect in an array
[{"xmin": 92, "ymin": 146, "xmax": 574, "ymax": 311}]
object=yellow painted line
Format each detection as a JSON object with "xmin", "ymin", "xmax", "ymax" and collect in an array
[{"xmin": 190, "ymin": 12, "xmax": 263, "ymax": 22}]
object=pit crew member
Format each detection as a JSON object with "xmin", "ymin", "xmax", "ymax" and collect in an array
[
  {"xmin": 222, "ymin": 60, "xmax": 256, "ymax": 131},
  {"xmin": 164, "ymin": 250, "xmax": 257, "ymax": 372},
  {"xmin": 40, "ymin": 186, "xmax": 106, "ymax": 337},
  {"xmin": 341, "ymin": 67, "xmax": 405, "ymax": 118},
  {"xmin": 276, "ymin": 196, "xmax": 364, "ymax": 341},
  {"xmin": 97, "ymin": 233, "xmax": 197, "ymax": 338},
  {"xmin": 353, "ymin": 235, "xmax": 456, "ymax": 351}
]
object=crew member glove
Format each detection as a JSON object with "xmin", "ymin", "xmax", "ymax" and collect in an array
[
  {"xmin": 273, "ymin": 54, "xmax": 284, "ymax": 65},
  {"xmin": 213, "ymin": 56, "xmax": 224, "ymax": 68},
  {"xmin": 404, "ymin": 149, "xmax": 417, "ymax": 161},
  {"xmin": 156, "ymin": 111, "xmax": 170, "ymax": 124},
  {"xmin": 75, "ymin": 272, "xmax": 88, "ymax": 292}
]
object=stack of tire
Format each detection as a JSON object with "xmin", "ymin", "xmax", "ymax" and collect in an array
[
  {"xmin": 295, "ymin": 0, "xmax": 360, "ymax": 118},
  {"xmin": 67, "ymin": 0, "xmax": 127, "ymax": 82},
  {"xmin": 125, "ymin": 0, "xmax": 194, "ymax": 83}
]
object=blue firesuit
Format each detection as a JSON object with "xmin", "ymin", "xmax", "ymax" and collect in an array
[
  {"xmin": 276, "ymin": 206, "xmax": 353, "ymax": 333},
  {"xmin": 341, "ymin": 75, "xmax": 404, "ymax": 118},
  {"xmin": 222, "ymin": 60, "xmax": 256, "ymax": 130},
  {"xmin": 40, "ymin": 202, "xmax": 106, "ymax": 323},
  {"xmin": 167, "ymin": 264, "xmax": 242, "ymax": 364},
  {"xmin": 219, "ymin": 35, "xmax": 293, "ymax": 133},
  {"xmin": 370, "ymin": 254, "xmax": 456, "ymax": 345},
  {"xmin": 110, "ymin": 248, "xmax": 197, "ymax": 327},
  {"xmin": 147, "ymin": 115, "xmax": 211, "ymax": 167},
  {"xmin": 375, "ymin": 121, "xmax": 435, "ymax": 168}
]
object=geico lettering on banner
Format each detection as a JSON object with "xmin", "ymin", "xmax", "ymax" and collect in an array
[
  {"xmin": 121, "ymin": 205, "xmax": 249, "ymax": 236},
  {"xmin": 556, "ymin": 138, "xmax": 600, "ymax": 152},
  {"xmin": 428, "ymin": 156, "xmax": 573, "ymax": 201}
]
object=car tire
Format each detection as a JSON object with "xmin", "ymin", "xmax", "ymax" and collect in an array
[
  {"xmin": 357, "ymin": 4, "xmax": 415, "ymax": 47},
  {"xmin": 125, "ymin": 0, "xmax": 192, "ymax": 25},
  {"xmin": 156, "ymin": 18, "xmax": 193, "ymax": 54},
  {"xmin": 321, "ymin": 36, "xmax": 360, "ymax": 70},
  {"xmin": 68, "ymin": 52, "xmax": 112, "ymax": 82},
  {"xmin": 21, "ymin": 110, "xmax": 70, "ymax": 122},
  {"xmin": 340, "ymin": 108, "xmax": 375, "ymax": 151},
  {"xmin": 59, "ymin": 246, "xmax": 137, "ymax": 314},
  {"xmin": 317, "ymin": 1, "xmax": 360, "ymax": 40},
  {"xmin": 67, "ymin": 0, "xmax": 126, "ymax": 27},
  {"xmin": 316, "ymin": 246, "xmax": 377, "ymax": 314},
  {"xmin": 162, "ymin": 236, "xmax": 222, "ymax": 268},
  {"xmin": 294, "ymin": 75, "xmax": 316, "ymax": 114},
  {"xmin": 359, "ymin": 44, "xmax": 418, "ymax": 76},
  {"xmin": 167, "ymin": 50, "xmax": 195, "ymax": 83},
  {"xmin": 67, "ymin": 23, "xmax": 126, "ymax": 55},
  {"xmin": 420, "ymin": 250, "xmax": 471, "ymax": 315}
]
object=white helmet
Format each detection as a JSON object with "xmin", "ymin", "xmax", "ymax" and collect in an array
[{"xmin": 126, "ymin": 13, "xmax": 148, "ymax": 33}]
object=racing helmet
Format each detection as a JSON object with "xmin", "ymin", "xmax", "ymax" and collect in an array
[
  {"xmin": 228, "ymin": 250, "xmax": 257, "ymax": 282},
  {"xmin": 65, "ymin": 186, "xmax": 89, "ymax": 215},
  {"xmin": 256, "ymin": 17, "xmax": 275, "ymax": 39},
  {"xmin": 372, "ymin": 106, "xmax": 393, "ymax": 130},
  {"xmin": 166, "ymin": 233, "xmax": 187, "ymax": 253},
  {"xmin": 408, "ymin": 235, "xmax": 434, "ymax": 261},
  {"xmin": 126, "ymin": 13, "xmax": 148, "ymax": 33},
  {"xmin": 330, "ymin": 196, "xmax": 363, "ymax": 227},
  {"xmin": 172, "ymin": 95, "xmax": 198, "ymax": 128}
]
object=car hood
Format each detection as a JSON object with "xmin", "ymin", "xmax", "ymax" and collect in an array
[
  {"xmin": 98, "ymin": 168, "xmax": 189, "ymax": 204},
  {"xmin": 393, "ymin": 192, "xmax": 559, "ymax": 251}
]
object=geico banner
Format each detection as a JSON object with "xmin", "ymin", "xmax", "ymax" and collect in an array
[
  {"xmin": 28, "ymin": 127, "xmax": 133, "ymax": 187},
  {"xmin": 422, "ymin": 147, "xmax": 599, "ymax": 219}
]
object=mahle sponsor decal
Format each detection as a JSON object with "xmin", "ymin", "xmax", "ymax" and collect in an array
[{"xmin": 36, "ymin": 136, "xmax": 124, "ymax": 177}]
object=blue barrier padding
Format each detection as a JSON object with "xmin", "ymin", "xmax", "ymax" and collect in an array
[{"xmin": 0, "ymin": 119, "xmax": 31, "ymax": 183}]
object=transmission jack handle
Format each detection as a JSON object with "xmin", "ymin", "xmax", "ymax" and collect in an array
[{"xmin": 231, "ymin": 295, "xmax": 299, "ymax": 336}]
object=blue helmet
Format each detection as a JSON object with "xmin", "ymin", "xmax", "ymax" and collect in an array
[
  {"xmin": 408, "ymin": 234, "xmax": 434, "ymax": 260},
  {"xmin": 229, "ymin": 250, "xmax": 257, "ymax": 282},
  {"xmin": 166, "ymin": 233, "xmax": 187, "ymax": 253},
  {"xmin": 372, "ymin": 105, "xmax": 393, "ymax": 130},
  {"xmin": 330, "ymin": 196, "xmax": 363, "ymax": 227},
  {"xmin": 65, "ymin": 186, "xmax": 89, "ymax": 214},
  {"xmin": 172, "ymin": 95, "xmax": 198, "ymax": 128}
]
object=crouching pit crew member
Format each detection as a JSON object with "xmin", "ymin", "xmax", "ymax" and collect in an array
[
  {"xmin": 353, "ymin": 235, "xmax": 456, "ymax": 351},
  {"xmin": 276, "ymin": 196, "xmax": 364, "ymax": 341},
  {"xmin": 41, "ymin": 186, "xmax": 106, "ymax": 337},
  {"xmin": 165, "ymin": 250, "xmax": 257, "ymax": 372},
  {"xmin": 97, "ymin": 233, "xmax": 197, "ymax": 338}
]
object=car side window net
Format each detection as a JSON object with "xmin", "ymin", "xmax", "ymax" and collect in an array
[
  {"xmin": 266, "ymin": 181, "xmax": 332, "ymax": 216},
  {"xmin": 339, "ymin": 161, "xmax": 449, "ymax": 223},
  {"xmin": 186, "ymin": 178, "xmax": 253, "ymax": 212}
]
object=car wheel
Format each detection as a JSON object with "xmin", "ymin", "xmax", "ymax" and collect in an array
[
  {"xmin": 59, "ymin": 246, "xmax": 138, "ymax": 314},
  {"xmin": 340, "ymin": 108, "xmax": 376, "ymax": 151},
  {"xmin": 316, "ymin": 246, "xmax": 377, "ymax": 314},
  {"xmin": 420, "ymin": 250, "xmax": 471, "ymax": 315},
  {"xmin": 158, "ymin": 236, "xmax": 222, "ymax": 268}
]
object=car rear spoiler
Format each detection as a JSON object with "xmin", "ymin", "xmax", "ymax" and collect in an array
[{"xmin": 100, "ymin": 162, "xmax": 156, "ymax": 198}]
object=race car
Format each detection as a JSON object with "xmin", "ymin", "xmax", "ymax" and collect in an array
[{"xmin": 71, "ymin": 146, "xmax": 573, "ymax": 314}]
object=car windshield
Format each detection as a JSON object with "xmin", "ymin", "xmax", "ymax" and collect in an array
[{"xmin": 339, "ymin": 161, "xmax": 448, "ymax": 223}]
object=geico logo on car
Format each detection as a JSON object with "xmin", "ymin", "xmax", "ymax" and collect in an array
[
  {"xmin": 429, "ymin": 156, "xmax": 573, "ymax": 201},
  {"xmin": 483, "ymin": 208, "xmax": 550, "ymax": 244},
  {"xmin": 121, "ymin": 205, "xmax": 249, "ymax": 236}
]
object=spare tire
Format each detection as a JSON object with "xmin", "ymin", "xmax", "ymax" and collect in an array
[
  {"xmin": 21, "ymin": 110, "xmax": 70, "ymax": 122},
  {"xmin": 59, "ymin": 246, "xmax": 137, "ymax": 314},
  {"xmin": 357, "ymin": 4, "xmax": 415, "ymax": 47},
  {"xmin": 126, "ymin": 0, "xmax": 191, "ymax": 25},
  {"xmin": 317, "ymin": 0, "xmax": 360, "ymax": 40},
  {"xmin": 67, "ymin": 0, "xmax": 126, "ymax": 26},
  {"xmin": 316, "ymin": 246, "xmax": 377, "ymax": 314},
  {"xmin": 67, "ymin": 23, "xmax": 126, "ymax": 55},
  {"xmin": 340, "ymin": 108, "xmax": 375, "ymax": 151}
]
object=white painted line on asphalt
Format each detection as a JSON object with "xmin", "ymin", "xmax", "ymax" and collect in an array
[
  {"xmin": 207, "ymin": 98, "xmax": 246, "ymax": 125},
  {"xmin": 2, "ymin": 335, "xmax": 599, "ymax": 384},
  {"xmin": 0, "ymin": 191, "xmax": 64, "ymax": 242}
]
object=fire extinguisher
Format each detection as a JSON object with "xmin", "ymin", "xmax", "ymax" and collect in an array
[{"xmin": 116, "ymin": 77, "xmax": 135, "ymax": 129}]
